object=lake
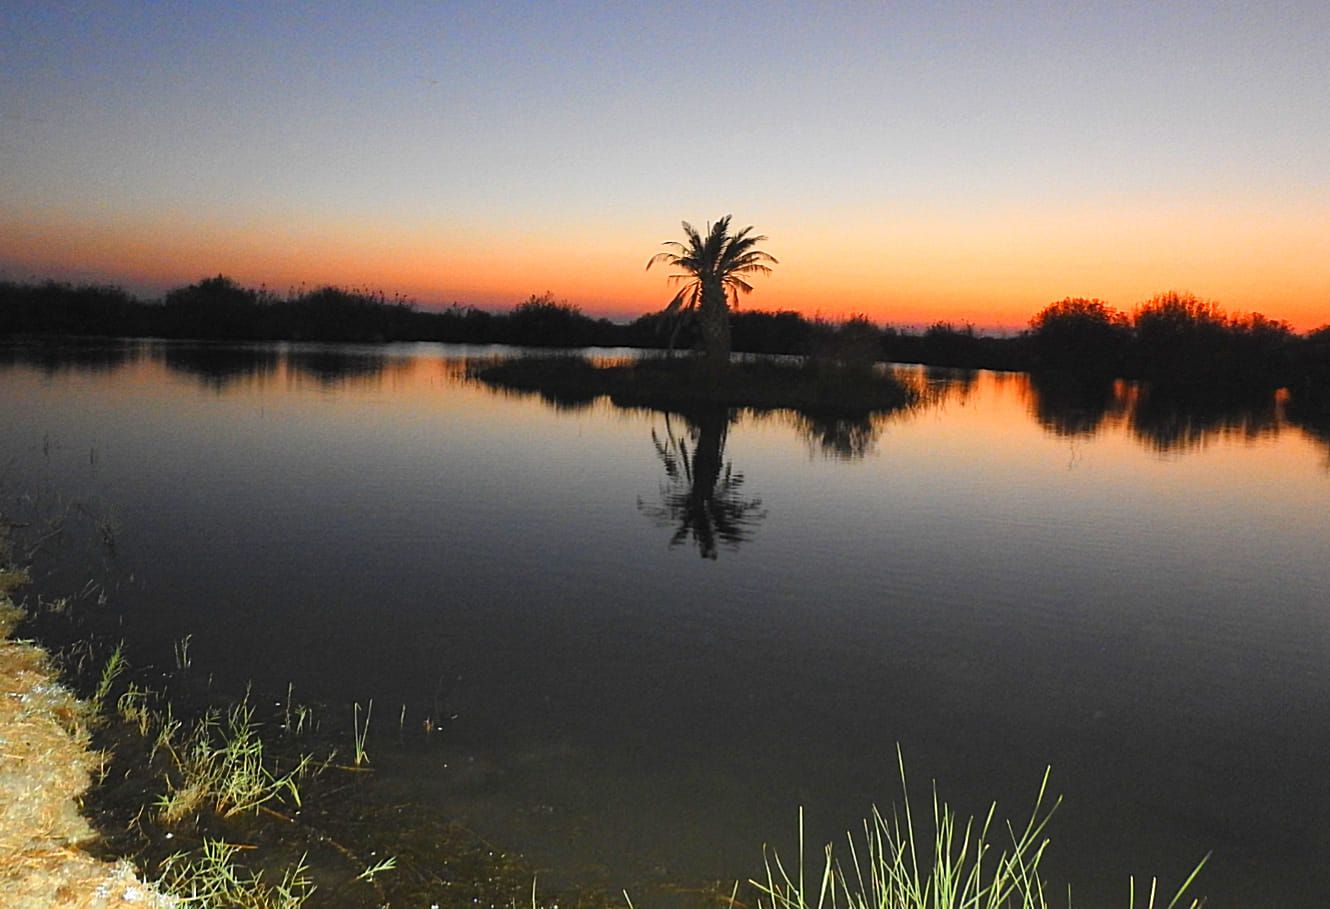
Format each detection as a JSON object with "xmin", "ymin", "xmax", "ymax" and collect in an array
[{"xmin": 3, "ymin": 339, "xmax": 1329, "ymax": 907}]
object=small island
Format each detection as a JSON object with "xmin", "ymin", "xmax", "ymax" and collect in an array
[{"xmin": 471, "ymin": 354, "xmax": 917, "ymax": 416}]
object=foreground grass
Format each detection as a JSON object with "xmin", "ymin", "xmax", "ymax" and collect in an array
[
  {"xmin": 750, "ymin": 751, "xmax": 1206, "ymax": 909},
  {"xmin": 470, "ymin": 354, "xmax": 919, "ymax": 416},
  {"xmin": 157, "ymin": 839, "xmax": 314, "ymax": 909},
  {"xmin": 153, "ymin": 692, "xmax": 313, "ymax": 825}
]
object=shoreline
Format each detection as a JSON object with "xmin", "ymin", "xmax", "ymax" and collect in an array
[
  {"xmin": 0, "ymin": 564, "xmax": 170, "ymax": 907},
  {"xmin": 0, "ymin": 528, "xmax": 572, "ymax": 909}
]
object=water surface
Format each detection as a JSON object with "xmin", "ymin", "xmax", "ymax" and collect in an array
[{"xmin": 3, "ymin": 340, "xmax": 1329, "ymax": 907}]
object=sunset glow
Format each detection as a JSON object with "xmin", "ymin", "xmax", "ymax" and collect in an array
[{"xmin": 3, "ymin": 3, "xmax": 1327, "ymax": 330}]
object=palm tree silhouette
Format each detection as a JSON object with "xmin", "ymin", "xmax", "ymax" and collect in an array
[
  {"xmin": 645, "ymin": 216, "xmax": 777, "ymax": 365},
  {"xmin": 639, "ymin": 410, "xmax": 765, "ymax": 559}
]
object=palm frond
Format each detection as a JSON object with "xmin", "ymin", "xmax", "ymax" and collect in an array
[
  {"xmin": 661, "ymin": 285, "xmax": 696, "ymax": 316},
  {"xmin": 648, "ymin": 215, "xmax": 775, "ymax": 328},
  {"xmin": 727, "ymin": 276, "xmax": 755, "ymax": 295}
]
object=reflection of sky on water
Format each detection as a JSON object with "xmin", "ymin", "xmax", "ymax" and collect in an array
[{"xmin": 2, "ymin": 342, "xmax": 1330, "ymax": 906}]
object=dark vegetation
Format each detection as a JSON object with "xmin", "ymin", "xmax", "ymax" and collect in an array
[
  {"xmin": 470, "ymin": 354, "xmax": 915, "ymax": 416},
  {"xmin": 0, "ymin": 278, "xmax": 628, "ymax": 348},
  {"xmin": 2, "ymin": 276, "xmax": 1327, "ymax": 402}
]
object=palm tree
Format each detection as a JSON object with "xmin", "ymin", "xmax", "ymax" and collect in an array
[{"xmin": 646, "ymin": 216, "xmax": 777, "ymax": 365}]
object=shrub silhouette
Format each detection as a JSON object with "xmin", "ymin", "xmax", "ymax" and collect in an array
[
  {"xmin": 162, "ymin": 275, "xmax": 268, "ymax": 339},
  {"xmin": 809, "ymin": 315, "xmax": 881, "ymax": 376},
  {"xmin": 1131, "ymin": 290, "xmax": 1294, "ymax": 388},
  {"xmin": 1028, "ymin": 297, "xmax": 1130, "ymax": 377},
  {"xmin": 505, "ymin": 292, "xmax": 601, "ymax": 347}
]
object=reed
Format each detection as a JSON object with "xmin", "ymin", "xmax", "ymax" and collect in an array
[
  {"xmin": 156, "ymin": 693, "xmax": 312, "ymax": 824},
  {"xmin": 92, "ymin": 640, "xmax": 126, "ymax": 711},
  {"xmin": 173, "ymin": 634, "xmax": 193, "ymax": 672},
  {"xmin": 116, "ymin": 682, "xmax": 152, "ymax": 736},
  {"xmin": 353, "ymin": 699, "xmax": 372, "ymax": 766},
  {"xmin": 750, "ymin": 750, "xmax": 1206, "ymax": 909}
]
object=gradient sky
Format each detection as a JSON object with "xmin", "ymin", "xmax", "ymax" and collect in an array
[{"xmin": 2, "ymin": 2, "xmax": 1328, "ymax": 329}]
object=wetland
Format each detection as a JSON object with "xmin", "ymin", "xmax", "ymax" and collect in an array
[{"xmin": 3, "ymin": 339, "xmax": 1329, "ymax": 907}]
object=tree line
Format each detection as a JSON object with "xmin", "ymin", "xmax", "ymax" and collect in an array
[
  {"xmin": 1, "ymin": 275, "xmax": 1326, "ymax": 399},
  {"xmin": 0, "ymin": 277, "xmax": 627, "ymax": 347}
]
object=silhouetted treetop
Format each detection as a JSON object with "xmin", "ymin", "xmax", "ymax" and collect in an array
[
  {"xmin": 646, "ymin": 216, "xmax": 777, "ymax": 363},
  {"xmin": 1028, "ymin": 297, "xmax": 1131, "ymax": 376}
]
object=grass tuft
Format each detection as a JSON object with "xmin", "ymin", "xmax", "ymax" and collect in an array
[
  {"xmin": 158, "ymin": 838, "xmax": 314, "ymax": 908},
  {"xmin": 155, "ymin": 692, "xmax": 312, "ymax": 824},
  {"xmin": 117, "ymin": 681, "xmax": 153, "ymax": 735},
  {"xmin": 750, "ymin": 749, "xmax": 1206, "ymax": 909}
]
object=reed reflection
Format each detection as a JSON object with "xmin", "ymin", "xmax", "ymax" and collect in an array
[
  {"xmin": 284, "ymin": 347, "xmax": 394, "ymax": 386},
  {"xmin": 1287, "ymin": 403, "xmax": 1330, "ymax": 469},
  {"xmin": 639, "ymin": 409, "xmax": 765, "ymax": 559},
  {"xmin": 158, "ymin": 344, "xmax": 280, "ymax": 390},
  {"xmin": 0, "ymin": 340, "xmax": 138, "ymax": 375},
  {"xmin": 914, "ymin": 366, "xmax": 980, "ymax": 409},
  {"xmin": 1286, "ymin": 370, "xmax": 1330, "ymax": 468},
  {"xmin": 789, "ymin": 412, "xmax": 881, "ymax": 459}
]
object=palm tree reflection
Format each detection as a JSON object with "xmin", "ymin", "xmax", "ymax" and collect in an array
[{"xmin": 639, "ymin": 409, "xmax": 765, "ymax": 559}]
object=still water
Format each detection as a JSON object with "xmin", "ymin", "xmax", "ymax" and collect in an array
[{"xmin": 3, "ymin": 340, "xmax": 1329, "ymax": 907}]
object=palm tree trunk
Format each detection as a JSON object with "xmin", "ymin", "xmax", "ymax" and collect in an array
[
  {"xmin": 685, "ymin": 409, "xmax": 728, "ymax": 559},
  {"xmin": 699, "ymin": 280, "xmax": 731, "ymax": 366}
]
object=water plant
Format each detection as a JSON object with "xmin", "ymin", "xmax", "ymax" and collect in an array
[
  {"xmin": 117, "ymin": 681, "xmax": 153, "ymax": 736},
  {"xmin": 156, "ymin": 693, "xmax": 312, "ymax": 824},
  {"xmin": 92, "ymin": 640, "xmax": 126, "ymax": 710},
  {"xmin": 281, "ymin": 682, "xmax": 314, "ymax": 736},
  {"xmin": 157, "ymin": 838, "xmax": 314, "ymax": 908},
  {"xmin": 355, "ymin": 854, "xmax": 397, "ymax": 883},
  {"xmin": 353, "ymin": 699, "xmax": 372, "ymax": 766},
  {"xmin": 174, "ymin": 633, "xmax": 193, "ymax": 671},
  {"xmin": 750, "ymin": 751, "xmax": 1206, "ymax": 909}
]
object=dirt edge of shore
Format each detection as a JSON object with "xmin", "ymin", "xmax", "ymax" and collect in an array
[{"xmin": 0, "ymin": 565, "xmax": 173, "ymax": 909}]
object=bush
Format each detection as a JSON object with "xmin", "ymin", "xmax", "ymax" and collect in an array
[
  {"xmin": 1133, "ymin": 291, "xmax": 1293, "ymax": 388},
  {"xmin": 1028, "ymin": 297, "xmax": 1131, "ymax": 377}
]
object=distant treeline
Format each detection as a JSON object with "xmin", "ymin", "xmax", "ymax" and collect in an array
[
  {"xmin": 2, "ymin": 276, "xmax": 1327, "ymax": 401},
  {"xmin": 0, "ymin": 277, "xmax": 632, "ymax": 347}
]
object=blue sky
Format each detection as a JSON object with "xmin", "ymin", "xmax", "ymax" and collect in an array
[{"xmin": 3, "ymin": 1, "xmax": 1328, "ymax": 327}]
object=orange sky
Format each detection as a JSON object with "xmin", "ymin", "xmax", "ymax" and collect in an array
[
  {"xmin": 5, "ymin": 197, "xmax": 1326, "ymax": 331},
  {"xmin": 4, "ymin": 5, "xmax": 1328, "ymax": 332}
]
